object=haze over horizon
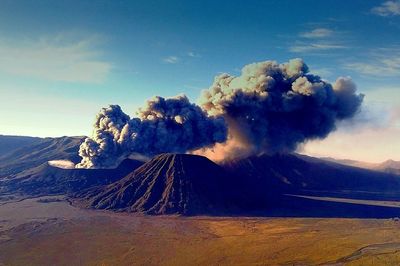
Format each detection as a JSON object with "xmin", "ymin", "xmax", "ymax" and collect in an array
[{"xmin": 1, "ymin": 0, "xmax": 399, "ymax": 163}]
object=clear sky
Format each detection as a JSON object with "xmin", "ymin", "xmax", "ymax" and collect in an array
[{"xmin": 0, "ymin": 0, "xmax": 399, "ymax": 162}]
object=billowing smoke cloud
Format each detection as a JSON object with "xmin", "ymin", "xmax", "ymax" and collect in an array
[
  {"xmin": 77, "ymin": 95, "xmax": 227, "ymax": 168},
  {"xmin": 78, "ymin": 58, "xmax": 364, "ymax": 167},
  {"xmin": 196, "ymin": 58, "xmax": 364, "ymax": 161}
]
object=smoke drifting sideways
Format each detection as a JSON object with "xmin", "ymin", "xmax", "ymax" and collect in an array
[
  {"xmin": 76, "ymin": 95, "xmax": 227, "ymax": 168},
  {"xmin": 77, "ymin": 58, "xmax": 364, "ymax": 168},
  {"xmin": 196, "ymin": 59, "xmax": 364, "ymax": 161}
]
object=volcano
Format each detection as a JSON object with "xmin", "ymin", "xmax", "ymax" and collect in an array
[
  {"xmin": 3, "ymin": 134, "xmax": 400, "ymax": 218},
  {"xmin": 77, "ymin": 153, "xmax": 400, "ymax": 216},
  {"xmin": 80, "ymin": 153, "xmax": 245, "ymax": 215}
]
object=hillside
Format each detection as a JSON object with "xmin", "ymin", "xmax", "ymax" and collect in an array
[
  {"xmin": 0, "ymin": 136, "xmax": 84, "ymax": 177},
  {"xmin": 0, "ymin": 135, "xmax": 42, "ymax": 155},
  {"xmin": 79, "ymin": 153, "xmax": 246, "ymax": 215},
  {"xmin": 1, "ymin": 159, "xmax": 143, "ymax": 196},
  {"xmin": 223, "ymin": 153, "xmax": 400, "ymax": 200}
]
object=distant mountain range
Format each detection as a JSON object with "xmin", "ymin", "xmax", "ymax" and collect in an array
[
  {"xmin": 321, "ymin": 157, "xmax": 400, "ymax": 175},
  {"xmin": 1, "ymin": 135, "xmax": 400, "ymax": 217},
  {"xmin": 0, "ymin": 135, "xmax": 42, "ymax": 154},
  {"xmin": 1, "ymin": 158, "xmax": 143, "ymax": 196},
  {"xmin": 0, "ymin": 135, "xmax": 84, "ymax": 177}
]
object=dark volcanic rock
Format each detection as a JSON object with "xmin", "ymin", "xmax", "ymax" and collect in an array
[{"xmin": 80, "ymin": 153, "xmax": 245, "ymax": 215}]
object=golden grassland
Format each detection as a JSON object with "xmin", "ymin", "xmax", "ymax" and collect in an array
[
  {"xmin": 2, "ymin": 216, "xmax": 400, "ymax": 265},
  {"xmin": 1, "ymin": 197, "xmax": 400, "ymax": 265}
]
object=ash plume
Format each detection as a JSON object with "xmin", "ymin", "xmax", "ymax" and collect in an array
[
  {"xmin": 78, "ymin": 58, "xmax": 364, "ymax": 167},
  {"xmin": 77, "ymin": 95, "xmax": 227, "ymax": 168},
  {"xmin": 196, "ymin": 58, "xmax": 364, "ymax": 161}
]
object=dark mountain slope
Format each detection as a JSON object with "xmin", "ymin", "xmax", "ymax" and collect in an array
[
  {"xmin": 222, "ymin": 153, "xmax": 400, "ymax": 200},
  {"xmin": 79, "ymin": 154, "xmax": 246, "ymax": 215},
  {"xmin": 217, "ymin": 153, "xmax": 400, "ymax": 218},
  {"xmin": 0, "ymin": 136, "xmax": 84, "ymax": 177},
  {"xmin": 1, "ymin": 159, "xmax": 143, "ymax": 196},
  {"xmin": 0, "ymin": 135, "xmax": 42, "ymax": 155}
]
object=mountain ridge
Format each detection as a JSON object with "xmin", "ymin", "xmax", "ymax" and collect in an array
[
  {"xmin": 1, "ymin": 158, "xmax": 143, "ymax": 196},
  {"xmin": 321, "ymin": 156, "xmax": 400, "ymax": 175},
  {"xmin": 0, "ymin": 136, "xmax": 84, "ymax": 177}
]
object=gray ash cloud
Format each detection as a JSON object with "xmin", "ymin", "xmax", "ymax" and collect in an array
[
  {"xmin": 77, "ymin": 95, "xmax": 227, "ymax": 168},
  {"xmin": 78, "ymin": 58, "xmax": 364, "ymax": 167},
  {"xmin": 197, "ymin": 58, "xmax": 364, "ymax": 160}
]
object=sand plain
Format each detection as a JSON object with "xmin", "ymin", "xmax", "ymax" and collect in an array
[{"xmin": 1, "ymin": 196, "xmax": 400, "ymax": 265}]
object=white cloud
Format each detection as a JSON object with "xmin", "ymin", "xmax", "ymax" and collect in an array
[
  {"xmin": 310, "ymin": 67, "xmax": 333, "ymax": 78},
  {"xmin": 371, "ymin": 0, "xmax": 400, "ymax": 16},
  {"xmin": 289, "ymin": 42, "xmax": 346, "ymax": 53},
  {"xmin": 187, "ymin": 51, "xmax": 201, "ymax": 58},
  {"xmin": 289, "ymin": 27, "xmax": 348, "ymax": 54},
  {"xmin": 344, "ymin": 62, "xmax": 399, "ymax": 76},
  {"xmin": 163, "ymin": 56, "xmax": 179, "ymax": 64},
  {"xmin": 0, "ymin": 35, "xmax": 112, "ymax": 83},
  {"xmin": 343, "ymin": 48, "xmax": 400, "ymax": 77},
  {"xmin": 300, "ymin": 28, "xmax": 333, "ymax": 38},
  {"xmin": 365, "ymin": 86, "xmax": 400, "ymax": 104}
]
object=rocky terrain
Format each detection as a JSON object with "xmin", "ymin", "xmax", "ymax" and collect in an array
[{"xmin": 78, "ymin": 153, "xmax": 246, "ymax": 215}]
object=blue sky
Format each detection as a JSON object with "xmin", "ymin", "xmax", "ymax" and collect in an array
[{"xmin": 1, "ymin": 0, "xmax": 399, "ymax": 162}]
